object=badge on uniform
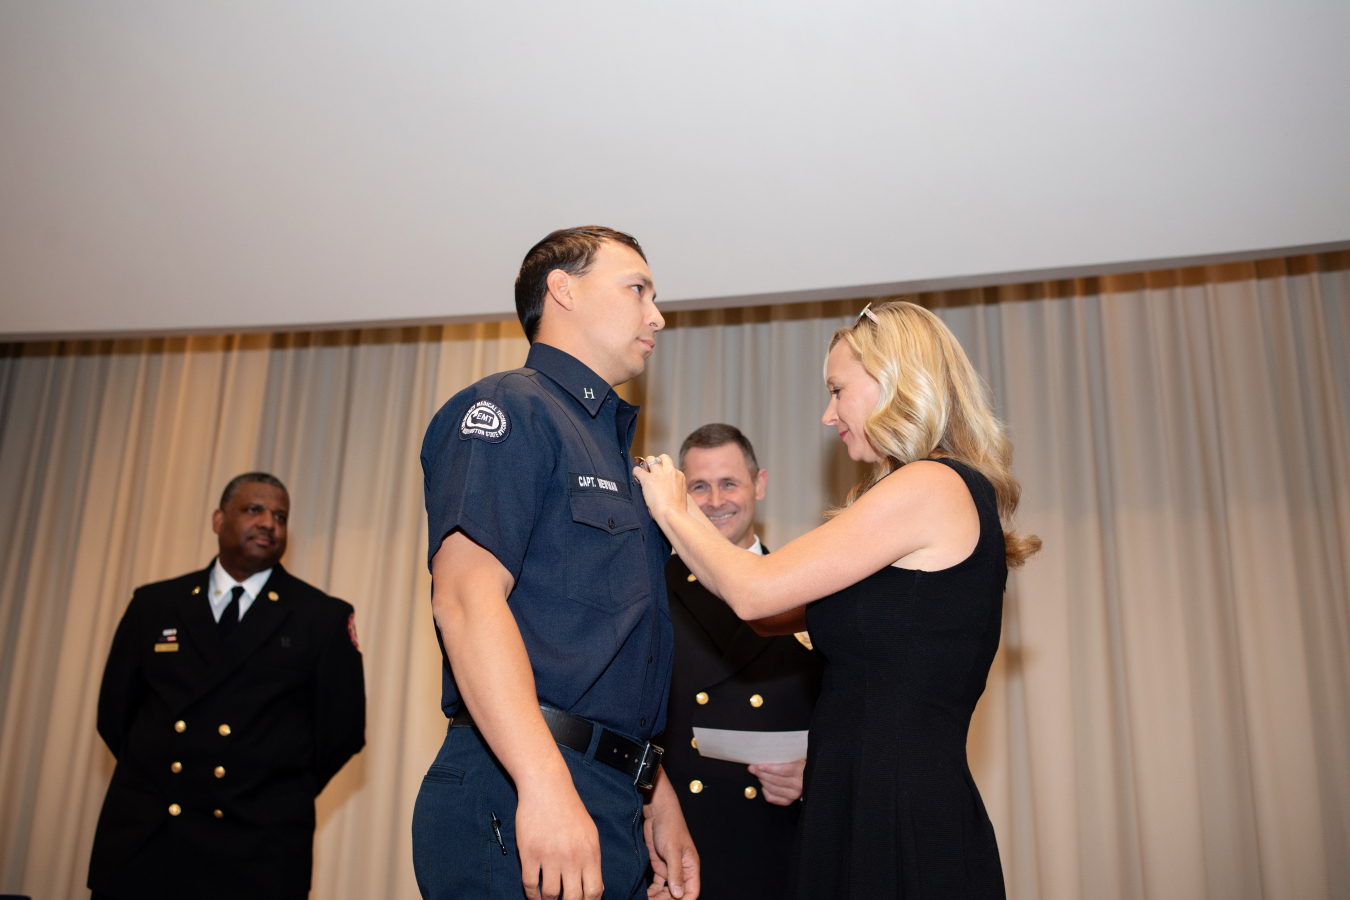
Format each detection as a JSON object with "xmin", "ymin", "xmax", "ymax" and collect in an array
[
  {"xmin": 459, "ymin": 399, "xmax": 510, "ymax": 443},
  {"xmin": 348, "ymin": 612, "xmax": 360, "ymax": 650}
]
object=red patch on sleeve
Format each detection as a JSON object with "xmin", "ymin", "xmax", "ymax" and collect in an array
[{"xmin": 347, "ymin": 612, "xmax": 360, "ymax": 650}]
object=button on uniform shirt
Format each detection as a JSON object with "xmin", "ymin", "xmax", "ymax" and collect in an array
[
  {"xmin": 207, "ymin": 560, "xmax": 272, "ymax": 622},
  {"xmin": 421, "ymin": 342, "xmax": 674, "ymax": 741}
]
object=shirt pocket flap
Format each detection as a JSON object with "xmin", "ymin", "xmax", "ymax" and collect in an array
[{"xmin": 569, "ymin": 492, "xmax": 642, "ymax": 535}]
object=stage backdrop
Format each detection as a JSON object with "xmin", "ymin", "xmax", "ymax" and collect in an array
[{"xmin": 1, "ymin": 252, "xmax": 1347, "ymax": 900}]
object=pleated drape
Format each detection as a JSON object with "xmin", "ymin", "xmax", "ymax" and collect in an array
[{"xmin": 1, "ymin": 253, "xmax": 1347, "ymax": 900}]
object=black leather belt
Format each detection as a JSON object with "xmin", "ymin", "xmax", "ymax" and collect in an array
[{"xmin": 451, "ymin": 704, "xmax": 664, "ymax": 789}]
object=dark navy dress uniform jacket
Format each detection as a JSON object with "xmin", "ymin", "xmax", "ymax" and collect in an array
[
  {"xmin": 88, "ymin": 562, "xmax": 366, "ymax": 900},
  {"xmin": 421, "ymin": 342, "xmax": 673, "ymax": 742},
  {"xmin": 660, "ymin": 551, "xmax": 823, "ymax": 900}
]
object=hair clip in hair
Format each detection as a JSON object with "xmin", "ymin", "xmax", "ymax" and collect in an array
[{"xmin": 857, "ymin": 302, "xmax": 879, "ymax": 324}]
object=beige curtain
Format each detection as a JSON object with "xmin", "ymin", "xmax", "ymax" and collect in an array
[{"xmin": 1, "ymin": 252, "xmax": 1347, "ymax": 899}]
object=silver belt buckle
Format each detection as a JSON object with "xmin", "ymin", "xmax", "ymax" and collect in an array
[{"xmin": 634, "ymin": 741, "xmax": 663, "ymax": 788}]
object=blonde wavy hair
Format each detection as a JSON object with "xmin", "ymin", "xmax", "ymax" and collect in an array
[{"xmin": 828, "ymin": 299, "xmax": 1041, "ymax": 567}]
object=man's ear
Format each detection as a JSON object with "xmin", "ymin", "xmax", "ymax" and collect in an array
[
  {"xmin": 212, "ymin": 508, "xmax": 224, "ymax": 535},
  {"xmin": 545, "ymin": 268, "xmax": 577, "ymax": 312},
  {"xmin": 754, "ymin": 468, "xmax": 768, "ymax": 502}
]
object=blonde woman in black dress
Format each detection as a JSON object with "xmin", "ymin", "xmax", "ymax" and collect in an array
[{"xmin": 634, "ymin": 300, "xmax": 1039, "ymax": 900}]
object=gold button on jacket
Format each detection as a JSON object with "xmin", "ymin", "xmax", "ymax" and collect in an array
[
  {"xmin": 214, "ymin": 766, "xmax": 226, "ymax": 779},
  {"xmin": 690, "ymin": 737, "xmax": 698, "ymax": 749},
  {"xmin": 170, "ymin": 761, "xmax": 182, "ymax": 774},
  {"xmin": 213, "ymin": 809, "xmax": 224, "ymax": 819},
  {"xmin": 686, "ymin": 573, "xmax": 697, "ymax": 583},
  {"xmin": 174, "ymin": 720, "xmax": 186, "ymax": 733},
  {"xmin": 749, "ymin": 694, "xmax": 763, "ymax": 707},
  {"xmin": 744, "ymin": 786, "xmax": 758, "ymax": 799},
  {"xmin": 695, "ymin": 692, "xmax": 709, "ymax": 705},
  {"xmin": 688, "ymin": 780, "xmax": 703, "ymax": 794},
  {"xmin": 218, "ymin": 724, "xmax": 231, "ymax": 736},
  {"xmin": 168, "ymin": 804, "xmax": 181, "ymax": 816}
]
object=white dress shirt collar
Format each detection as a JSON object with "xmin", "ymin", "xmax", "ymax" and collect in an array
[
  {"xmin": 208, "ymin": 558, "xmax": 273, "ymax": 623},
  {"xmin": 746, "ymin": 535, "xmax": 765, "ymax": 556}
]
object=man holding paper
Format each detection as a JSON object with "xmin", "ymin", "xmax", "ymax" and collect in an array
[{"xmin": 658, "ymin": 425, "xmax": 823, "ymax": 900}]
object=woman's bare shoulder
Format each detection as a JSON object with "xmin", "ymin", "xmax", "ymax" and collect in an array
[
  {"xmin": 864, "ymin": 458, "xmax": 969, "ymax": 505},
  {"xmin": 862, "ymin": 459, "xmax": 979, "ymax": 570}
]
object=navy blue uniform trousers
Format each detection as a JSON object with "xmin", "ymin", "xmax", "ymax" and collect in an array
[{"xmin": 413, "ymin": 722, "xmax": 648, "ymax": 899}]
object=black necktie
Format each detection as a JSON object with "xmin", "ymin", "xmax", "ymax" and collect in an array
[{"xmin": 220, "ymin": 585, "xmax": 244, "ymax": 638}]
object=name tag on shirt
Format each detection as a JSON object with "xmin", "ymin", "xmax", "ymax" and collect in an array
[
  {"xmin": 569, "ymin": 472, "xmax": 629, "ymax": 499},
  {"xmin": 154, "ymin": 643, "xmax": 179, "ymax": 652}
]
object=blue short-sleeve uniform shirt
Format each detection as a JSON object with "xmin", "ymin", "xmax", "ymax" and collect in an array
[{"xmin": 421, "ymin": 343, "xmax": 674, "ymax": 741}]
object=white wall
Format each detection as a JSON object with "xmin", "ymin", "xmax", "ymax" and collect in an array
[{"xmin": 2, "ymin": 0, "xmax": 1348, "ymax": 338}]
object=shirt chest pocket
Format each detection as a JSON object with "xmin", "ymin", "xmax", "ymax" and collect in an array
[{"xmin": 566, "ymin": 492, "xmax": 650, "ymax": 612}]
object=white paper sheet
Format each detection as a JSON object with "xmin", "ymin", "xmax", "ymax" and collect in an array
[{"xmin": 690, "ymin": 727, "xmax": 809, "ymax": 765}]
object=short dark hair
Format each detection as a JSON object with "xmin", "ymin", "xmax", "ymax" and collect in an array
[
  {"xmin": 219, "ymin": 472, "xmax": 288, "ymax": 510},
  {"xmin": 678, "ymin": 424, "xmax": 759, "ymax": 475},
  {"xmin": 514, "ymin": 226, "xmax": 647, "ymax": 342}
]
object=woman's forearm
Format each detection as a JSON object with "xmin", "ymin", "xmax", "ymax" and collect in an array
[{"xmin": 657, "ymin": 498, "xmax": 783, "ymax": 619}]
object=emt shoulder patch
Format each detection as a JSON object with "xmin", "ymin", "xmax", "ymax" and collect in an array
[{"xmin": 459, "ymin": 399, "xmax": 510, "ymax": 443}]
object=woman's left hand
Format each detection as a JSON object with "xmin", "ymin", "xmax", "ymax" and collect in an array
[{"xmin": 632, "ymin": 454, "xmax": 686, "ymax": 528}]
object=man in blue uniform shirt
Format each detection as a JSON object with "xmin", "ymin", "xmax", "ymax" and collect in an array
[{"xmin": 413, "ymin": 226, "xmax": 699, "ymax": 900}]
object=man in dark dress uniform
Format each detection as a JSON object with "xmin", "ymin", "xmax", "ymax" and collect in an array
[
  {"xmin": 88, "ymin": 473, "xmax": 366, "ymax": 900},
  {"xmin": 660, "ymin": 425, "xmax": 823, "ymax": 900},
  {"xmin": 412, "ymin": 227, "xmax": 698, "ymax": 900}
]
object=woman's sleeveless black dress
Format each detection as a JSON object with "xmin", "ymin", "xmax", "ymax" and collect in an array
[{"xmin": 787, "ymin": 458, "xmax": 1007, "ymax": 899}]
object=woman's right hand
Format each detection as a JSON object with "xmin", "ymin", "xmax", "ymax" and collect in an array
[{"xmin": 632, "ymin": 454, "xmax": 687, "ymax": 530}]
